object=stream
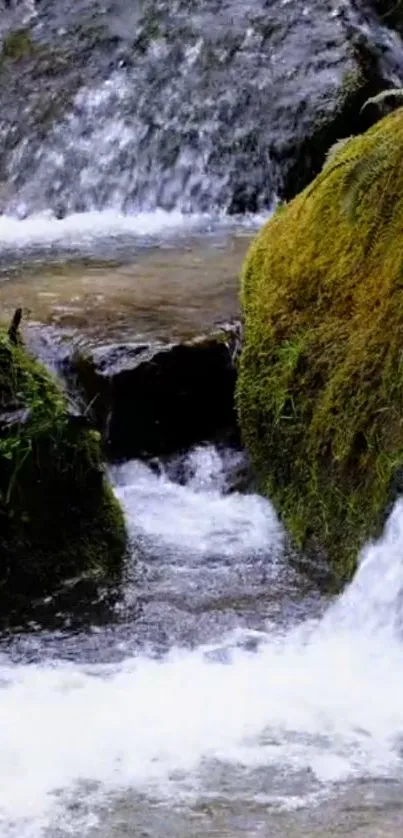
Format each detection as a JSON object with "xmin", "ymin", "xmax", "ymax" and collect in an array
[
  {"xmin": 2, "ymin": 0, "xmax": 403, "ymax": 835},
  {"xmin": 2, "ymin": 441, "xmax": 403, "ymax": 837}
]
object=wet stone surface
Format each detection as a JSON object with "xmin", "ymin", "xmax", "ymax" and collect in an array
[{"xmin": 65, "ymin": 326, "xmax": 240, "ymax": 460}]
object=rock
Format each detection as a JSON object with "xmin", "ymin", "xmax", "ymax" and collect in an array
[
  {"xmin": 237, "ymin": 108, "xmax": 403, "ymax": 582},
  {"xmin": 278, "ymin": 30, "xmax": 398, "ymax": 201},
  {"xmin": 65, "ymin": 325, "xmax": 240, "ymax": 460},
  {"xmin": 0, "ymin": 0, "xmax": 401, "ymax": 216},
  {"xmin": 0, "ymin": 328, "xmax": 127, "ymax": 609},
  {"xmin": 366, "ymin": 1, "xmax": 403, "ymax": 37}
]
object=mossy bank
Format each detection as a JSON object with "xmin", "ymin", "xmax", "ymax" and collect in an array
[
  {"xmin": 0, "ymin": 327, "xmax": 127, "ymax": 607},
  {"xmin": 237, "ymin": 107, "xmax": 403, "ymax": 581}
]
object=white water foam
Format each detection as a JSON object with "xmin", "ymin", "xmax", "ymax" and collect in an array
[
  {"xmin": 0, "ymin": 208, "xmax": 267, "ymax": 261},
  {"xmin": 1, "ymin": 454, "xmax": 403, "ymax": 836},
  {"xmin": 0, "ymin": 209, "xmax": 212, "ymax": 250},
  {"xmin": 112, "ymin": 446, "xmax": 283, "ymax": 559}
]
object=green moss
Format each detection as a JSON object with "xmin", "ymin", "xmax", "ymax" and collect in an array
[
  {"xmin": 237, "ymin": 107, "xmax": 403, "ymax": 582},
  {"xmin": 1, "ymin": 28, "xmax": 36, "ymax": 63},
  {"xmin": 0, "ymin": 330, "xmax": 127, "ymax": 603}
]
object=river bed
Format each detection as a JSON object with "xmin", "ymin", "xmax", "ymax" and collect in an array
[{"xmin": 0, "ymin": 229, "xmax": 251, "ymax": 343}]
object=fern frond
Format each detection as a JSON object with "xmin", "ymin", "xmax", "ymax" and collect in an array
[
  {"xmin": 340, "ymin": 141, "xmax": 394, "ymax": 221},
  {"xmin": 362, "ymin": 164, "xmax": 398, "ymax": 257},
  {"xmin": 341, "ymin": 156, "xmax": 377, "ymax": 220},
  {"xmin": 302, "ymin": 154, "xmax": 356, "ymax": 210},
  {"xmin": 361, "ymin": 88, "xmax": 403, "ymax": 112},
  {"xmin": 322, "ymin": 137, "xmax": 353, "ymax": 171},
  {"xmin": 380, "ymin": 0, "xmax": 403, "ymax": 22}
]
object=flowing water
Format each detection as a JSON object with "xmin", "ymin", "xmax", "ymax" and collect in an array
[
  {"xmin": 2, "ymin": 1, "xmax": 403, "ymax": 836},
  {"xmin": 1, "ymin": 0, "xmax": 403, "ymax": 219},
  {"xmin": 2, "ymin": 446, "xmax": 403, "ymax": 837},
  {"xmin": 0, "ymin": 233, "xmax": 251, "ymax": 343}
]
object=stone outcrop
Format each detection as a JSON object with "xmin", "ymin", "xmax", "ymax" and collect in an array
[{"xmin": 65, "ymin": 326, "xmax": 240, "ymax": 460}]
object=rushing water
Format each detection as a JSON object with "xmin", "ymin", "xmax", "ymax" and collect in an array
[
  {"xmin": 2, "ymin": 1, "xmax": 403, "ymax": 836},
  {"xmin": 1, "ymin": 446, "xmax": 403, "ymax": 838},
  {"xmin": 1, "ymin": 0, "xmax": 403, "ymax": 220}
]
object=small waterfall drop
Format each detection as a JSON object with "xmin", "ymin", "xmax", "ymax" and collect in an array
[{"xmin": 1, "ymin": 0, "xmax": 403, "ymax": 226}]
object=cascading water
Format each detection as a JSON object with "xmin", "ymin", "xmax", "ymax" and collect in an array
[
  {"xmin": 3, "ymin": 0, "xmax": 345, "ymax": 218},
  {"xmin": 1, "ymin": 0, "xmax": 403, "ymax": 246},
  {"xmin": 1, "ymin": 446, "xmax": 403, "ymax": 838}
]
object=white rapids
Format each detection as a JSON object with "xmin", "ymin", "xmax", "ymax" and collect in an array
[
  {"xmin": 1, "ymin": 447, "xmax": 403, "ymax": 836},
  {"xmin": 0, "ymin": 209, "xmax": 217, "ymax": 251}
]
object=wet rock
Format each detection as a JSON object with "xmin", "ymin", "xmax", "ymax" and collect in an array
[
  {"xmin": 278, "ymin": 30, "xmax": 397, "ymax": 200},
  {"xmin": 159, "ymin": 444, "xmax": 254, "ymax": 494},
  {"xmin": 65, "ymin": 325, "xmax": 241, "ymax": 460},
  {"xmin": 0, "ymin": 326, "xmax": 127, "ymax": 613}
]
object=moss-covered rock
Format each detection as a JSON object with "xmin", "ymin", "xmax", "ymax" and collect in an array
[
  {"xmin": 237, "ymin": 107, "xmax": 403, "ymax": 582},
  {"xmin": 0, "ymin": 328, "xmax": 127, "ymax": 605}
]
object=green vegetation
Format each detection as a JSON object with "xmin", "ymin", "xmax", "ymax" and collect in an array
[
  {"xmin": 0, "ymin": 328, "xmax": 127, "ymax": 603},
  {"xmin": 1, "ymin": 28, "xmax": 36, "ymax": 63},
  {"xmin": 237, "ymin": 107, "xmax": 403, "ymax": 581}
]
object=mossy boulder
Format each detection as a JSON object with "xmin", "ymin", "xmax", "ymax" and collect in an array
[
  {"xmin": 237, "ymin": 107, "xmax": 403, "ymax": 582},
  {"xmin": 0, "ymin": 328, "xmax": 127, "ymax": 606}
]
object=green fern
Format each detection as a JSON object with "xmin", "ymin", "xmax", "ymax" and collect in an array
[
  {"xmin": 340, "ymin": 141, "xmax": 394, "ymax": 220},
  {"xmin": 302, "ymin": 100, "xmax": 403, "ymax": 245},
  {"xmin": 337, "ymin": 91, "xmax": 403, "ymax": 233},
  {"xmin": 300, "ymin": 138, "xmax": 360, "ymax": 212},
  {"xmin": 378, "ymin": 0, "xmax": 403, "ymax": 23},
  {"xmin": 339, "ymin": 138, "xmax": 399, "ymax": 262},
  {"xmin": 307, "ymin": 89, "xmax": 403, "ymax": 210},
  {"xmin": 322, "ymin": 136, "xmax": 353, "ymax": 170},
  {"xmin": 361, "ymin": 87, "xmax": 403, "ymax": 112}
]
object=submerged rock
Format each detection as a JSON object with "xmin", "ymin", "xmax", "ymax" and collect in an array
[
  {"xmin": 237, "ymin": 108, "xmax": 403, "ymax": 580},
  {"xmin": 0, "ymin": 326, "xmax": 127, "ymax": 607},
  {"xmin": 65, "ymin": 326, "xmax": 240, "ymax": 460}
]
